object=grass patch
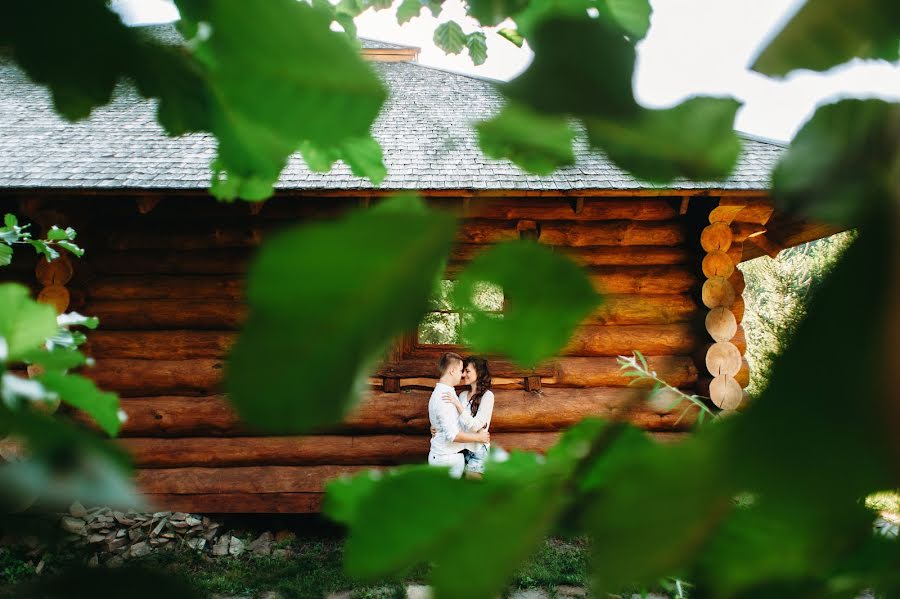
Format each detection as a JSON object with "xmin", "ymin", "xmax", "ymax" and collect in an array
[{"xmin": 0, "ymin": 535, "xmax": 589, "ymax": 598}]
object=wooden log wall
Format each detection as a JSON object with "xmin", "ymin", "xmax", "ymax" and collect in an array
[{"xmin": 0, "ymin": 194, "xmax": 769, "ymax": 513}]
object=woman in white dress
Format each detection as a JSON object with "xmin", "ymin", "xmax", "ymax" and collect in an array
[{"xmin": 443, "ymin": 356, "xmax": 494, "ymax": 478}]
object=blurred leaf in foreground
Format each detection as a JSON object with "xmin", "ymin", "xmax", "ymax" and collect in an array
[
  {"xmin": 752, "ymin": 0, "xmax": 900, "ymax": 76},
  {"xmin": 772, "ymin": 99, "xmax": 900, "ymax": 226},
  {"xmin": 226, "ymin": 196, "xmax": 456, "ymax": 433},
  {"xmin": 453, "ymin": 240, "xmax": 601, "ymax": 368}
]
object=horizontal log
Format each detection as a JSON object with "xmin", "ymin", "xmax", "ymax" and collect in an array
[
  {"xmin": 136, "ymin": 465, "xmax": 364, "ymax": 494},
  {"xmin": 538, "ymin": 221, "xmax": 685, "ymax": 247},
  {"xmin": 561, "ymin": 246, "xmax": 692, "ymax": 266},
  {"xmin": 564, "ymin": 323, "xmax": 698, "ymax": 356},
  {"xmin": 87, "ymin": 276, "xmax": 244, "ymax": 300},
  {"xmin": 95, "ymin": 386, "xmax": 699, "ymax": 438},
  {"xmin": 719, "ymin": 197, "xmax": 774, "ymax": 225},
  {"xmin": 145, "ymin": 492, "xmax": 322, "ymax": 514},
  {"xmin": 86, "ymin": 331, "xmax": 234, "ymax": 360},
  {"xmin": 467, "ymin": 198, "xmax": 678, "ymax": 221},
  {"xmin": 376, "ymin": 358, "xmax": 554, "ymax": 379},
  {"xmin": 82, "ymin": 292, "xmax": 697, "ymax": 330},
  {"xmin": 584, "ymin": 294, "xmax": 698, "ymax": 325},
  {"xmin": 121, "ymin": 432, "xmax": 562, "ymax": 468},
  {"xmin": 545, "ymin": 356, "xmax": 697, "ymax": 388},
  {"xmin": 85, "ymin": 299, "xmax": 245, "ymax": 329},
  {"xmin": 85, "ymin": 359, "xmax": 223, "ymax": 396},
  {"xmin": 456, "ymin": 220, "xmax": 520, "ymax": 244},
  {"xmin": 89, "ymin": 249, "xmax": 253, "ymax": 275},
  {"xmin": 107, "ymin": 227, "xmax": 263, "ymax": 250},
  {"xmin": 589, "ymin": 266, "xmax": 696, "ymax": 294}
]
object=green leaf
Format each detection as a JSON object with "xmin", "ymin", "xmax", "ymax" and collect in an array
[
  {"xmin": 340, "ymin": 454, "xmax": 566, "ymax": 598},
  {"xmin": 368, "ymin": 0, "xmax": 394, "ymax": 10},
  {"xmin": 752, "ymin": 0, "xmax": 900, "ymax": 77},
  {"xmin": 771, "ymin": 99, "xmax": 900, "ymax": 226},
  {"xmin": 433, "ymin": 20, "xmax": 468, "ymax": 55},
  {"xmin": 39, "ymin": 372, "xmax": 122, "ymax": 437},
  {"xmin": 0, "ymin": 244, "xmax": 12, "ymax": 267},
  {"xmin": 0, "ymin": 283, "xmax": 59, "ymax": 361},
  {"xmin": 583, "ymin": 437, "xmax": 732, "ymax": 595},
  {"xmin": 225, "ymin": 196, "xmax": 456, "ymax": 433},
  {"xmin": 0, "ymin": 403, "xmax": 139, "ymax": 512},
  {"xmin": 57, "ymin": 312, "xmax": 100, "ymax": 330},
  {"xmin": 452, "ymin": 240, "xmax": 600, "ymax": 367},
  {"xmin": 426, "ymin": 0, "xmax": 443, "ymax": 17},
  {"xmin": 57, "ymin": 240, "xmax": 85, "ymax": 257},
  {"xmin": 4, "ymin": 214, "xmax": 17, "ymax": 228},
  {"xmin": 600, "ymin": 0, "xmax": 652, "ymax": 40},
  {"xmin": 585, "ymin": 97, "xmax": 743, "ymax": 183},
  {"xmin": 396, "ymin": 0, "xmax": 423, "ymax": 24},
  {"xmin": 175, "ymin": 0, "xmax": 388, "ymax": 200},
  {"xmin": 45, "ymin": 226, "xmax": 68, "ymax": 241},
  {"xmin": 20, "ymin": 347, "xmax": 88, "ymax": 372},
  {"xmin": 497, "ymin": 27, "xmax": 524, "ymax": 47},
  {"xmin": 467, "ymin": 0, "xmax": 530, "ymax": 27},
  {"xmin": 477, "ymin": 103, "xmax": 576, "ymax": 175},
  {"xmin": 504, "ymin": 15, "xmax": 639, "ymax": 119},
  {"xmin": 466, "ymin": 31, "xmax": 488, "ymax": 65},
  {"xmin": 29, "ymin": 240, "xmax": 59, "ymax": 262}
]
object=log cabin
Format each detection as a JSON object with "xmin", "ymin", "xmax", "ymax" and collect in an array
[{"xmin": 0, "ymin": 27, "xmax": 843, "ymax": 513}]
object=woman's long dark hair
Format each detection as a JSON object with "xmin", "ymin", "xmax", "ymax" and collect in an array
[{"xmin": 464, "ymin": 356, "xmax": 492, "ymax": 417}]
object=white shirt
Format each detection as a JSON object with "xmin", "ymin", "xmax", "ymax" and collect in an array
[
  {"xmin": 458, "ymin": 389, "xmax": 494, "ymax": 452},
  {"xmin": 428, "ymin": 382, "xmax": 467, "ymax": 456}
]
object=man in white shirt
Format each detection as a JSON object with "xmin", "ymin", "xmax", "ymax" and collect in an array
[{"xmin": 427, "ymin": 352, "xmax": 490, "ymax": 478}]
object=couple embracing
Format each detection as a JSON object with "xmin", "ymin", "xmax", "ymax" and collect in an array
[{"xmin": 427, "ymin": 352, "xmax": 494, "ymax": 479}]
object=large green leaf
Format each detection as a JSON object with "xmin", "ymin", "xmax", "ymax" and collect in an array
[
  {"xmin": 772, "ymin": 99, "xmax": 900, "ymax": 226},
  {"xmin": 585, "ymin": 97, "xmax": 743, "ymax": 183},
  {"xmin": 39, "ymin": 372, "xmax": 122, "ymax": 437},
  {"xmin": 0, "ymin": 284, "xmax": 58, "ymax": 361},
  {"xmin": 225, "ymin": 196, "xmax": 456, "ymax": 433},
  {"xmin": 504, "ymin": 15, "xmax": 639, "ymax": 119},
  {"xmin": 452, "ymin": 240, "xmax": 601, "ymax": 367},
  {"xmin": 752, "ymin": 0, "xmax": 900, "ymax": 76},
  {"xmin": 583, "ymin": 438, "xmax": 732, "ymax": 595},
  {"xmin": 477, "ymin": 103, "xmax": 576, "ymax": 174},
  {"xmin": 433, "ymin": 20, "xmax": 468, "ymax": 55},
  {"xmin": 338, "ymin": 454, "xmax": 568, "ymax": 599},
  {"xmin": 176, "ymin": 0, "xmax": 387, "ymax": 200}
]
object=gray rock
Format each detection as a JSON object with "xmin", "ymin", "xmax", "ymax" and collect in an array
[
  {"xmin": 258, "ymin": 592, "xmax": 284, "ymax": 599},
  {"xmin": 69, "ymin": 502, "xmax": 87, "ymax": 518},
  {"xmin": 87, "ymin": 554, "xmax": 99, "ymax": 568},
  {"xmin": 228, "ymin": 536, "xmax": 245, "ymax": 556},
  {"xmin": 106, "ymin": 555, "xmax": 124, "ymax": 568},
  {"xmin": 324, "ymin": 593, "xmax": 352, "ymax": 599},
  {"xmin": 509, "ymin": 590, "xmax": 549, "ymax": 599},
  {"xmin": 60, "ymin": 516, "xmax": 86, "ymax": 535},
  {"xmin": 555, "ymin": 586, "xmax": 587, "ymax": 598},
  {"xmin": 212, "ymin": 535, "xmax": 231, "ymax": 557},
  {"xmin": 406, "ymin": 584, "xmax": 432, "ymax": 599},
  {"xmin": 130, "ymin": 541, "xmax": 151, "ymax": 558},
  {"xmin": 249, "ymin": 531, "xmax": 273, "ymax": 556},
  {"xmin": 274, "ymin": 530, "xmax": 295, "ymax": 543}
]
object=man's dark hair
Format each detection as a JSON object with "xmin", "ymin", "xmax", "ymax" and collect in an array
[{"xmin": 437, "ymin": 352, "xmax": 464, "ymax": 376}]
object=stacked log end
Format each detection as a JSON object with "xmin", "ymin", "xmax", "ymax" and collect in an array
[{"xmin": 697, "ymin": 200, "xmax": 760, "ymax": 411}]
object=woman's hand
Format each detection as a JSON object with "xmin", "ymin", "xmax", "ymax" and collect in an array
[
  {"xmin": 442, "ymin": 392, "xmax": 463, "ymax": 413},
  {"xmin": 474, "ymin": 429, "xmax": 490, "ymax": 444},
  {"xmin": 430, "ymin": 427, "xmax": 437, "ymax": 437}
]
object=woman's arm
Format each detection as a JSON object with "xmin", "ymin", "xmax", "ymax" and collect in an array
[
  {"xmin": 442, "ymin": 392, "xmax": 464, "ymax": 415},
  {"xmin": 461, "ymin": 391, "xmax": 494, "ymax": 432}
]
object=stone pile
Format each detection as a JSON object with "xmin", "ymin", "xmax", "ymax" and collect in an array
[{"xmin": 52, "ymin": 502, "xmax": 285, "ymax": 567}]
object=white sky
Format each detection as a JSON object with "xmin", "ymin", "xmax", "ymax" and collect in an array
[{"xmin": 113, "ymin": 0, "xmax": 900, "ymax": 142}]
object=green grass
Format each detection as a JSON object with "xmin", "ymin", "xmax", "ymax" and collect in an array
[{"xmin": 0, "ymin": 536, "xmax": 587, "ymax": 598}]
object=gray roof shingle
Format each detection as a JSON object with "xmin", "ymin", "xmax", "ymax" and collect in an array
[{"xmin": 0, "ymin": 48, "xmax": 783, "ymax": 192}]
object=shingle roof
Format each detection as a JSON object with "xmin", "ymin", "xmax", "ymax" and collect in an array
[
  {"xmin": 0, "ymin": 40, "xmax": 782, "ymax": 192},
  {"xmin": 360, "ymin": 38, "xmax": 415, "ymax": 50}
]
